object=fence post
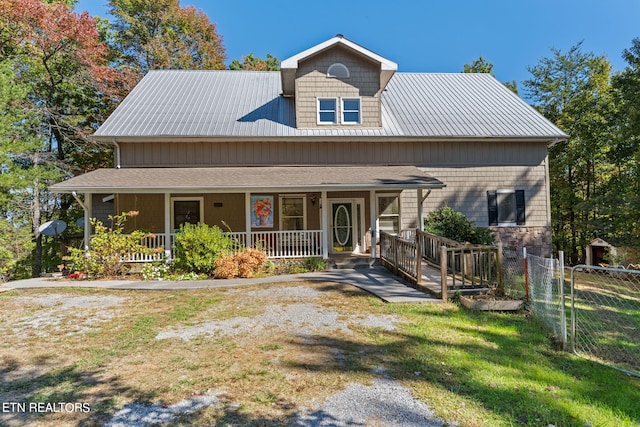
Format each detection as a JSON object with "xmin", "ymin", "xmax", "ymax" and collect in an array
[
  {"xmin": 559, "ymin": 250, "xmax": 567, "ymax": 351},
  {"xmin": 440, "ymin": 245, "xmax": 448, "ymax": 302},
  {"xmin": 496, "ymin": 241, "xmax": 504, "ymax": 295},
  {"xmin": 523, "ymin": 247, "xmax": 529, "ymax": 302}
]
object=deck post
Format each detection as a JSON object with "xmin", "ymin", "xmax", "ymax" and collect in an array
[
  {"xmin": 84, "ymin": 193, "xmax": 92, "ymax": 251},
  {"xmin": 369, "ymin": 190, "xmax": 377, "ymax": 259},
  {"xmin": 415, "ymin": 231, "xmax": 422, "ymax": 285},
  {"xmin": 440, "ymin": 245, "xmax": 448, "ymax": 302}
]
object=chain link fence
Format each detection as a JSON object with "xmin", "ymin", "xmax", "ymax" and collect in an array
[
  {"xmin": 502, "ymin": 244, "xmax": 527, "ymax": 299},
  {"xmin": 526, "ymin": 253, "xmax": 567, "ymax": 347},
  {"xmin": 570, "ymin": 265, "xmax": 640, "ymax": 376},
  {"xmin": 501, "ymin": 249, "xmax": 640, "ymax": 377}
]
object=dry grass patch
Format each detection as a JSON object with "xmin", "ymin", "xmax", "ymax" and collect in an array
[{"xmin": 0, "ymin": 282, "xmax": 405, "ymax": 426}]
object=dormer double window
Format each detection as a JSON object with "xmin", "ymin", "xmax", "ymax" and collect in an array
[{"xmin": 317, "ymin": 97, "xmax": 361, "ymax": 125}]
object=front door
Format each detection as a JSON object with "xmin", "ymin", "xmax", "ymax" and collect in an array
[{"xmin": 330, "ymin": 200, "xmax": 365, "ymax": 254}]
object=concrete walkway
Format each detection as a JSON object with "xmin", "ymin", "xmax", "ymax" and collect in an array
[{"xmin": 1, "ymin": 265, "xmax": 440, "ymax": 303}]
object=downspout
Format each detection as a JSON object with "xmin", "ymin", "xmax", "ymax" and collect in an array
[{"xmin": 113, "ymin": 138, "xmax": 121, "ymax": 169}]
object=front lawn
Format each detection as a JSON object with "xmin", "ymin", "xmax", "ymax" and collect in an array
[{"xmin": 0, "ymin": 282, "xmax": 637, "ymax": 426}]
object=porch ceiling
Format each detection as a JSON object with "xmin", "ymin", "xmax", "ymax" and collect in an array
[{"xmin": 49, "ymin": 166, "xmax": 445, "ymax": 194}]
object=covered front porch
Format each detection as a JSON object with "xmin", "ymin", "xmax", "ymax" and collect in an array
[{"xmin": 50, "ymin": 166, "xmax": 445, "ymax": 261}]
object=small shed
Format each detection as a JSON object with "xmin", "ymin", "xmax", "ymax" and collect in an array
[{"xmin": 586, "ymin": 238, "xmax": 621, "ymax": 267}]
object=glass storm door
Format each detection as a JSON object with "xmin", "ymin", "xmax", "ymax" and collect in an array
[
  {"xmin": 173, "ymin": 199, "xmax": 201, "ymax": 230},
  {"xmin": 331, "ymin": 202, "xmax": 353, "ymax": 253}
]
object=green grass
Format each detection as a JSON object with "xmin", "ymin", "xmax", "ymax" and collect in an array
[{"xmin": 379, "ymin": 303, "xmax": 640, "ymax": 426}]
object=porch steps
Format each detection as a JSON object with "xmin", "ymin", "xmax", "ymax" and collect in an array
[{"xmin": 328, "ymin": 254, "xmax": 377, "ymax": 270}]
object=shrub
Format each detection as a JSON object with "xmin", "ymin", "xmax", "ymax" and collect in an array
[
  {"xmin": 141, "ymin": 261, "xmax": 171, "ymax": 280},
  {"xmin": 213, "ymin": 255, "xmax": 239, "ymax": 279},
  {"xmin": 425, "ymin": 206, "xmax": 495, "ymax": 245},
  {"xmin": 0, "ymin": 220, "xmax": 33, "ymax": 282},
  {"xmin": 67, "ymin": 212, "xmax": 150, "ymax": 278},
  {"xmin": 213, "ymin": 248, "xmax": 267, "ymax": 279},
  {"xmin": 173, "ymin": 223, "xmax": 235, "ymax": 275},
  {"xmin": 302, "ymin": 257, "xmax": 327, "ymax": 272}
]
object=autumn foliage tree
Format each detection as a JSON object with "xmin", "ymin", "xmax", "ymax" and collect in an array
[
  {"xmin": 108, "ymin": 0, "xmax": 226, "ymax": 75},
  {"xmin": 0, "ymin": 0, "xmax": 124, "ymax": 276}
]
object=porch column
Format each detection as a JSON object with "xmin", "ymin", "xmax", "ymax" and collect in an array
[
  {"xmin": 417, "ymin": 189, "xmax": 424, "ymax": 232},
  {"xmin": 164, "ymin": 193, "xmax": 171, "ymax": 259},
  {"xmin": 321, "ymin": 191, "xmax": 328, "ymax": 259},
  {"xmin": 370, "ymin": 190, "xmax": 377, "ymax": 259},
  {"xmin": 245, "ymin": 192, "xmax": 252, "ymax": 248},
  {"xmin": 83, "ymin": 193, "xmax": 92, "ymax": 250}
]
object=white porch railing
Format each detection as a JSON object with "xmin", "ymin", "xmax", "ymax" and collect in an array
[{"xmin": 120, "ymin": 230, "xmax": 324, "ymax": 262}]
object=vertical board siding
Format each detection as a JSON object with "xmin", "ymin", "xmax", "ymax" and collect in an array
[{"xmin": 121, "ymin": 140, "xmax": 547, "ymax": 168}]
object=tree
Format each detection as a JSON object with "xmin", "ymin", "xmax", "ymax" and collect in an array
[
  {"xmin": 610, "ymin": 38, "xmax": 640, "ymax": 244},
  {"xmin": 229, "ymin": 53, "xmax": 280, "ymax": 71},
  {"xmin": 108, "ymin": 0, "xmax": 226, "ymax": 75},
  {"xmin": 463, "ymin": 56, "xmax": 494, "ymax": 74},
  {"xmin": 0, "ymin": 60, "xmax": 61, "ymax": 277},
  {"xmin": 462, "ymin": 55, "xmax": 518, "ymax": 94},
  {"xmin": 1, "ymin": 0, "xmax": 122, "ymax": 276},
  {"xmin": 524, "ymin": 42, "xmax": 617, "ymax": 263}
]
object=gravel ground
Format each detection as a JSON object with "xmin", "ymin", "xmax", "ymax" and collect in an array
[
  {"xmin": 10, "ymin": 294, "xmax": 127, "ymax": 336},
  {"xmin": 155, "ymin": 302, "xmax": 401, "ymax": 341},
  {"xmin": 102, "ymin": 379, "xmax": 449, "ymax": 427},
  {"xmin": 296, "ymin": 378, "xmax": 448, "ymax": 426},
  {"xmin": 5, "ymin": 285, "xmax": 450, "ymax": 426}
]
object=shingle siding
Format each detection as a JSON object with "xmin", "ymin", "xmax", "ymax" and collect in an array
[{"xmin": 295, "ymin": 46, "xmax": 381, "ymax": 128}]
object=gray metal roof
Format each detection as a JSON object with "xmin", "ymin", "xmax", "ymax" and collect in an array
[
  {"xmin": 49, "ymin": 166, "xmax": 445, "ymax": 193},
  {"xmin": 93, "ymin": 70, "xmax": 566, "ymax": 141}
]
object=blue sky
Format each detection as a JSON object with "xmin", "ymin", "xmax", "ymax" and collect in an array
[{"xmin": 76, "ymin": 0, "xmax": 638, "ymax": 92}]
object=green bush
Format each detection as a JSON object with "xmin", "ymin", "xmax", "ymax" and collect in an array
[
  {"xmin": 173, "ymin": 223, "xmax": 235, "ymax": 275},
  {"xmin": 67, "ymin": 212, "xmax": 149, "ymax": 278},
  {"xmin": 0, "ymin": 220, "xmax": 33, "ymax": 282},
  {"xmin": 302, "ymin": 257, "xmax": 328, "ymax": 272},
  {"xmin": 424, "ymin": 206, "xmax": 495, "ymax": 245}
]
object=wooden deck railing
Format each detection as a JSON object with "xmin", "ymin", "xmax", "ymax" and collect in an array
[
  {"xmin": 380, "ymin": 230, "xmax": 503, "ymax": 300},
  {"xmin": 380, "ymin": 231, "xmax": 420, "ymax": 283}
]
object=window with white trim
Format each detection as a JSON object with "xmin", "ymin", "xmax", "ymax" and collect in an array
[
  {"xmin": 377, "ymin": 194, "xmax": 400, "ymax": 235},
  {"xmin": 317, "ymin": 98, "xmax": 337, "ymax": 124},
  {"xmin": 487, "ymin": 190, "xmax": 525, "ymax": 226},
  {"xmin": 341, "ymin": 98, "xmax": 361, "ymax": 124},
  {"xmin": 280, "ymin": 195, "xmax": 306, "ymax": 230},
  {"xmin": 327, "ymin": 63, "xmax": 350, "ymax": 78}
]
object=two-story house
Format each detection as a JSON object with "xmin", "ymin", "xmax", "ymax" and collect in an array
[{"xmin": 51, "ymin": 35, "xmax": 566, "ymax": 260}]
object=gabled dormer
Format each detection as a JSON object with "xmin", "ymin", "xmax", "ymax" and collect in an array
[{"xmin": 280, "ymin": 35, "xmax": 397, "ymax": 129}]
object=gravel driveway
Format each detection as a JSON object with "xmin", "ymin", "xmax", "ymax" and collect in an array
[{"xmin": 1, "ymin": 283, "xmax": 450, "ymax": 426}]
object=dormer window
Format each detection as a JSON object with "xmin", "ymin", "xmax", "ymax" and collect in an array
[
  {"xmin": 317, "ymin": 98, "xmax": 337, "ymax": 124},
  {"xmin": 341, "ymin": 98, "xmax": 361, "ymax": 124},
  {"xmin": 327, "ymin": 63, "xmax": 350, "ymax": 78}
]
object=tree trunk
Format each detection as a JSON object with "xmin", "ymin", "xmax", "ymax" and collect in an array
[{"xmin": 31, "ymin": 180, "xmax": 42, "ymax": 277}]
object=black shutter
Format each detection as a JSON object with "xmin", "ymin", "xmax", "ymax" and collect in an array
[
  {"xmin": 515, "ymin": 190, "xmax": 526, "ymax": 225},
  {"xmin": 487, "ymin": 190, "xmax": 498, "ymax": 226}
]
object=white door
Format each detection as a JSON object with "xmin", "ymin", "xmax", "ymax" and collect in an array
[{"xmin": 329, "ymin": 200, "xmax": 365, "ymax": 254}]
